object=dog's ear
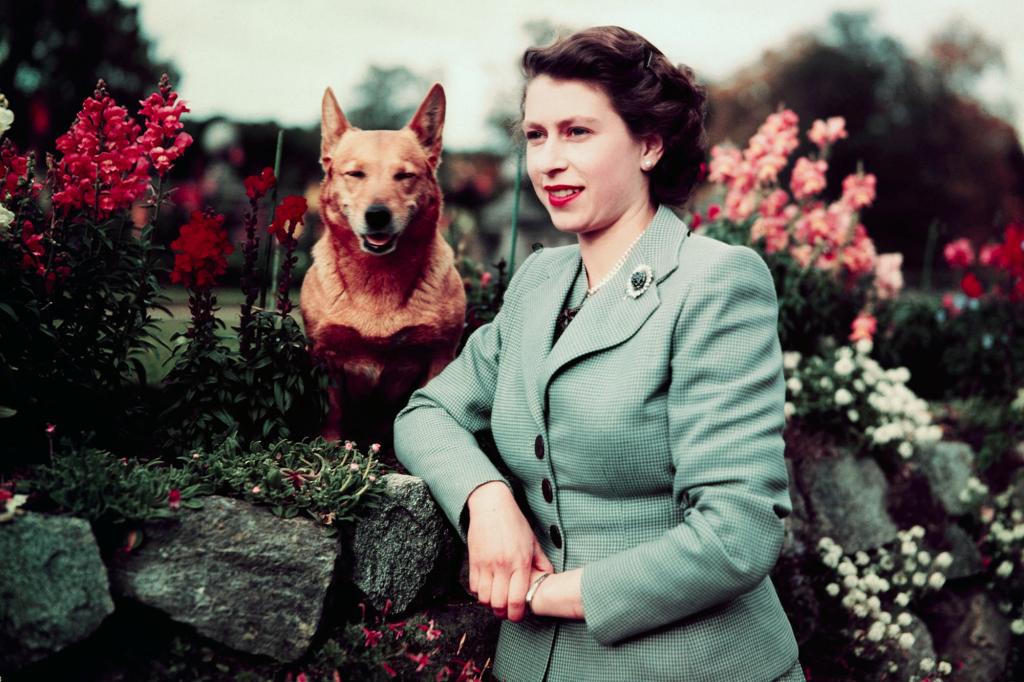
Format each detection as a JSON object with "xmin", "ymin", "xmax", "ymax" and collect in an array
[
  {"xmin": 322, "ymin": 87, "xmax": 350, "ymax": 171},
  {"xmin": 406, "ymin": 82, "xmax": 445, "ymax": 168}
]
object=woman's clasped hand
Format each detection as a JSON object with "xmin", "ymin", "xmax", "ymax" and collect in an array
[{"xmin": 466, "ymin": 480, "xmax": 555, "ymax": 621}]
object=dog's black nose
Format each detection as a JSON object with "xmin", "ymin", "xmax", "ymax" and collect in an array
[{"xmin": 365, "ymin": 205, "xmax": 392, "ymax": 230}]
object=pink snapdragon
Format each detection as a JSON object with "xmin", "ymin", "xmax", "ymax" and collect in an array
[
  {"xmin": 873, "ymin": 253, "xmax": 904, "ymax": 300},
  {"xmin": 808, "ymin": 116, "xmax": 848, "ymax": 149},
  {"xmin": 790, "ymin": 157, "xmax": 828, "ymax": 200},
  {"xmin": 849, "ymin": 311, "xmax": 877, "ymax": 342},
  {"xmin": 840, "ymin": 172, "xmax": 877, "ymax": 210},
  {"xmin": 943, "ymin": 238, "xmax": 975, "ymax": 268}
]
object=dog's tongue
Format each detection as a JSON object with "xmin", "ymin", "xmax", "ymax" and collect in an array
[{"xmin": 366, "ymin": 235, "xmax": 391, "ymax": 246}]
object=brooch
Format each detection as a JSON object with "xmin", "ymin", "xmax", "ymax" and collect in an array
[{"xmin": 625, "ymin": 264, "xmax": 654, "ymax": 299}]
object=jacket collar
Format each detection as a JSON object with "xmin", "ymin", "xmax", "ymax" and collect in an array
[{"xmin": 520, "ymin": 203, "xmax": 691, "ymax": 431}]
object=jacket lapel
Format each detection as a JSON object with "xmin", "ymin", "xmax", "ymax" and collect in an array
[{"xmin": 519, "ymin": 204, "xmax": 690, "ymax": 431}]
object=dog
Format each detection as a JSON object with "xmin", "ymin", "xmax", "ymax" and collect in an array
[{"xmin": 300, "ymin": 83, "xmax": 467, "ymax": 454}]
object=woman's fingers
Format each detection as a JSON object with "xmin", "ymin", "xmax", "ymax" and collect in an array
[
  {"xmin": 476, "ymin": 569, "xmax": 493, "ymax": 608},
  {"xmin": 490, "ymin": 569, "xmax": 510, "ymax": 617},
  {"xmin": 506, "ymin": 566, "xmax": 531, "ymax": 622}
]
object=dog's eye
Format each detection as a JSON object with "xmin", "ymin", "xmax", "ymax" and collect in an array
[
  {"xmin": 395, "ymin": 172, "xmax": 416, "ymax": 181},
  {"xmin": 345, "ymin": 170, "xmax": 365, "ymax": 179}
]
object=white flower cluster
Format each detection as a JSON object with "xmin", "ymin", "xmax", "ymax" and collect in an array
[
  {"xmin": 817, "ymin": 529, "xmax": 954, "ymax": 674},
  {"xmin": 974, "ymin": 485, "xmax": 1024, "ymax": 638},
  {"xmin": 0, "ymin": 92, "xmax": 13, "ymax": 138},
  {"xmin": 0, "ymin": 92, "xmax": 14, "ymax": 230},
  {"xmin": 783, "ymin": 341, "xmax": 942, "ymax": 459},
  {"xmin": 1012, "ymin": 387, "xmax": 1024, "ymax": 414},
  {"xmin": 957, "ymin": 474, "xmax": 990, "ymax": 505}
]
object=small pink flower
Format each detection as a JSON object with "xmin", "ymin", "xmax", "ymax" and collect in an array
[
  {"xmin": 980, "ymin": 505, "xmax": 995, "ymax": 523},
  {"xmin": 943, "ymin": 238, "xmax": 975, "ymax": 269},
  {"xmin": 370, "ymin": 443, "xmax": 381, "ymax": 453},
  {"xmin": 707, "ymin": 204, "xmax": 721, "ymax": 220},
  {"xmin": 790, "ymin": 157, "xmax": 828, "ymax": 201},
  {"xmin": 849, "ymin": 311, "xmax": 877, "ymax": 342},
  {"xmin": 407, "ymin": 651, "xmax": 432, "ymax": 672},
  {"xmin": 369, "ymin": 474, "xmax": 378, "ymax": 483},
  {"xmin": 168, "ymin": 488, "xmax": 181, "ymax": 510},
  {"xmin": 873, "ymin": 253, "xmax": 904, "ymax": 300},
  {"xmin": 808, "ymin": 116, "xmax": 848, "ymax": 148},
  {"xmin": 840, "ymin": 172, "xmax": 876, "ymax": 210},
  {"xmin": 296, "ymin": 673, "xmax": 309, "ymax": 682},
  {"xmin": 349, "ymin": 463, "xmax": 360, "ymax": 471},
  {"xmin": 363, "ymin": 627, "xmax": 383, "ymax": 647},
  {"xmin": 252, "ymin": 485, "xmax": 262, "ymax": 494},
  {"xmin": 381, "ymin": 662, "xmax": 397, "ymax": 678},
  {"xmin": 344, "ymin": 441, "xmax": 354, "ymax": 452},
  {"xmin": 420, "ymin": 618, "xmax": 442, "ymax": 641},
  {"xmin": 978, "ymin": 242, "xmax": 1001, "ymax": 267},
  {"xmin": 480, "ymin": 271, "xmax": 492, "ymax": 286},
  {"xmin": 45, "ymin": 423, "xmax": 56, "ymax": 435}
]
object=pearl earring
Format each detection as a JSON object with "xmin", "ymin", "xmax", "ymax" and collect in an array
[{"xmin": 642, "ymin": 160, "xmax": 652, "ymax": 169}]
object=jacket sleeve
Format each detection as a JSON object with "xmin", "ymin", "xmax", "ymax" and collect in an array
[
  {"xmin": 393, "ymin": 249, "xmax": 542, "ymax": 545},
  {"xmin": 579, "ymin": 244, "xmax": 792, "ymax": 646}
]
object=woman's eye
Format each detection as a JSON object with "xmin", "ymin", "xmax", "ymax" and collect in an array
[
  {"xmin": 345, "ymin": 170, "xmax": 365, "ymax": 178},
  {"xmin": 525, "ymin": 130, "xmax": 543, "ymax": 140},
  {"xmin": 568, "ymin": 127, "xmax": 590, "ymax": 136}
]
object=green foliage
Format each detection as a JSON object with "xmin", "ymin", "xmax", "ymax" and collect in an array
[
  {"xmin": 0, "ymin": 191, "xmax": 170, "ymax": 465},
  {"xmin": 873, "ymin": 295, "xmax": 1024, "ymax": 401},
  {"xmin": 942, "ymin": 396, "xmax": 1024, "ymax": 472},
  {"xmin": 178, "ymin": 435, "xmax": 384, "ymax": 531},
  {"xmin": 457, "ymin": 254, "xmax": 509, "ymax": 348},
  {"xmin": 20, "ymin": 439, "xmax": 207, "ymax": 529}
]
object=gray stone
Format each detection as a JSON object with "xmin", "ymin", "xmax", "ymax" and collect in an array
[
  {"xmin": 916, "ymin": 441, "xmax": 976, "ymax": 517},
  {"xmin": 794, "ymin": 447, "xmax": 899, "ymax": 553},
  {"xmin": 107, "ymin": 495, "xmax": 339, "ymax": 662},
  {"xmin": 921, "ymin": 584, "xmax": 1010, "ymax": 682},
  {"xmin": 0, "ymin": 512, "xmax": 114, "ymax": 672},
  {"xmin": 348, "ymin": 473, "xmax": 460, "ymax": 615},
  {"xmin": 941, "ymin": 523, "xmax": 983, "ymax": 580}
]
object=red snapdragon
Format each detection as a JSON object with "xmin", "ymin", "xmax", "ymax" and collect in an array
[
  {"xmin": 170, "ymin": 209, "xmax": 233, "ymax": 289},
  {"xmin": 244, "ymin": 167, "xmax": 276, "ymax": 200},
  {"xmin": 268, "ymin": 195, "xmax": 307, "ymax": 244}
]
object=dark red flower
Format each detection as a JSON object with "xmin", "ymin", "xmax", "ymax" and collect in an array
[
  {"xmin": 170, "ymin": 209, "xmax": 233, "ymax": 288},
  {"xmin": 362, "ymin": 627, "xmax": 383, "ymax": 648},
  {"xmin": 707, "ymin": 203, "xmax": 721, "ymax": 220},
  {"xmin": 960, "ymin": 272, "xmax": 984, "ymax": 299},
  {"xmin": 244, "ymin": 167, "xmax": 276, "ymax": 200},
  {"xmin": 690, "ymin": 213, "xmax": 702, "ymax": 229},
  {"xmin": 269, "ymin": 195, "xmax": 307, "ymax": 244},
  {"xmin": 168, "ymin": 488, "xmax": 181, "ymax": 510}
]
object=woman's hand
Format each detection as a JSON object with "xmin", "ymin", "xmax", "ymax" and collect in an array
[
  {"xmin": 466, "ymin": 481, "xmax": 555, "ymax": 622},
  {"xmin": 528, "ymin": 567, "xmax": 585, "ymax": 620}
]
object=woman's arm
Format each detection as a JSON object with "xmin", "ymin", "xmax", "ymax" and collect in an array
[
  {"xmin": 576, "ymin": 244, "xmax": 791, "ymax": 645},
  {"xmin": 392, "ymin": 248, "xmax": 543, "ymax": 545}
]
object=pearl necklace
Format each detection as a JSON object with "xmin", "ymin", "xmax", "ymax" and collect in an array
[{"xmin": 585, "ymin": 228, "xmax": 648, "ymax": 298}]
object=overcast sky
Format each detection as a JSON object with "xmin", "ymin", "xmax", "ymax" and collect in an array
[{"xmin": 124, "ymin": 0, "xmax": 1024, "ymax": 151}]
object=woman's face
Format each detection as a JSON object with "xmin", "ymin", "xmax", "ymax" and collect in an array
[{"xmin": 521, "ymin": 75, "xmax": 659, "ymax": 237}]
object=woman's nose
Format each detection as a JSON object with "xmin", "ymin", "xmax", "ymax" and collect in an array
[{"xmin": 533, "ymin": 139, "xmax": 568, "ymax": 176}]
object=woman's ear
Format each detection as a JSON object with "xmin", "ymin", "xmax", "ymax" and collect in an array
[{"xmin": 641, "ymin": 133, "xmax": 664, "ymax": 166}]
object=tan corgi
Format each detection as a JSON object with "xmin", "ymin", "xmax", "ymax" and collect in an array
[{"xmin": 300, "ymin": 83, "xmax": 466, "ymax": 454}]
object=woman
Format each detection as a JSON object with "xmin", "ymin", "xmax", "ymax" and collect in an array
[{"xmin": 394, "ymin": 26, "xmax": 805, "ymax": 682}]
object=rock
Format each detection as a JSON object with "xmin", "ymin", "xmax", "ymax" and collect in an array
[
  {"xmin": 941, "ymin": 523, "xmax": 983, "ymax": 580},
  {"xmin": 794, "ymin": 447, "xmax": 899, "ymax": 553},
  {"xmin": 0, "ymin": 512, "xmax": 114, "ymax": 672},
  {"xmin": 107, "ymin": 495, "xmax": 338, "ymax": 662},
  {"xmin": 428, "ymin": 599, "xmax": 501, "ymax": 671},
  {"xmin": 347, "ymin": 474, "xmax": 460, "ymax": 615},
  {"xmin": 887, "ymin": 611, "xmax": 938, "ymax": 682},
  {"xmin": 916, "ymin": 441, "xmax": 976, "ymax": 517},
  {"xmin": 917, "ymin": 583, "xmax": 1010, "ymax": 682}
]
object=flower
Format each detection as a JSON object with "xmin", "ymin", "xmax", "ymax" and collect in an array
[
  {"xmin": 45, "ymin": 422, "xmax": 56, "ymax": 435},
  {"xmin": 370, "ymin": 442, "xmax": 382, "ymax": 453},
  {"xmin": 252, "ymin": 485, "xmax": 262, "ymax": 494},
  {"xmin": 243, "ymin": 166, "xmax": 276, "ymax": 200},
  {"xmin": 840, "ymin": 172, "xmax": 876, "ymax": 210},
  {"xmin": 0, "ymin": 203, "xmax": 13, "ymax": 229},
  {"xmin": 168, "ymin": 488, "xmax": 181, "ymax": 510},
  {"xmin": 407, "ymin": 651, "xmax": 432, "ymax": 672},
  {"xmin": 873, "ymin": 253, "xmax": 904, "ymax": 300},
  {"xmin": 707, "ymin": 204, "xmax": 720, "ymax": 220},
  {"xmin": 269, "ymin": 195, "xmax": 308, "ymax": 244},
  {"xmin": 849, "ymin": 311, "xmax": 877, "ymax": 342},
  {"xmin": 0, "ymin": 100, "xmax": 13, "ymax": 137},
  {"xmin": 808, "ymin": 116, "xmax": 847, "ymax": 148},
  {"xmin": 834, "ymin": 388, "xmax": 854, "ymax": 406},
  {"xmin": 790, "ymin": 157, "xmax": 828, "ymax": 200},
  {"xmin": 834, "ymin": 356, "xmax": 855, "ymax": 377},
  {"xmin": 363, "ymin": 627, "xmax": 383, "ymax": 647},
  {"xmin": 943, "ymin": 238, "xmax": 976, "ymax": 269},
  {"xmin": 960, "ymin": 272, "xmax": 984, "ymax": 298},
  {"xmin": 170, "ymin": 209, "xmax": 233, "ymax": 288}
]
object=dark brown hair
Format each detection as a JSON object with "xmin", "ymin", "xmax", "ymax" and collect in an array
[{"xmin": 516, "ymin": 25, "xmax": 708, "ymax": 209}]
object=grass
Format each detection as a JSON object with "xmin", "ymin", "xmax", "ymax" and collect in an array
[{"xmin": 140, "ymin": 286, "xmax": 303, "ymax": 386}]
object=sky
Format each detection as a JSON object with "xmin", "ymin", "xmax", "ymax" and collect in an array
[{"xmin": 124, "ymin": 0, "xmax": 1024, "ymax": 152}]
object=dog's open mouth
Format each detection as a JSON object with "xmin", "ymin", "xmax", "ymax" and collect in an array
[{"xmin": 361, "ymin": 233, "xmax": 398, "ymax": 254}]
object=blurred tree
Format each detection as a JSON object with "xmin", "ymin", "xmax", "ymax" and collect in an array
[
  {"xmin": 702, "ymin": 11, "xmax": 1024, "ymax": 285},
  {"xmin": 0, "ymin": 0, "xmax": 179, "ymax": 151},
  {"xmin": 344, "ymin": 65, "xmax": 432, "ymax": 130}
]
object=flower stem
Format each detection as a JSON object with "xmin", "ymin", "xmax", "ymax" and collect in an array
[{"xmin": 259, "ymin": 130, "xmax": 285, "ymax": 310}]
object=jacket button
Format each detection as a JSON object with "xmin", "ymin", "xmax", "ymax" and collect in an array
[
  {"xmin": 550, "ymin": 525, "xmax": 562, "ymax": 549},
  {"xmin": 541, "ymin": 478, "xmax": 553, "ymax": 503},
  {"xmin": 534, "ymin": 435, "xmax": 544, "ymax": 459}
]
